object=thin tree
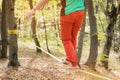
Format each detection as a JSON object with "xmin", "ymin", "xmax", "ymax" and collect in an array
[
  {"xmin": 0, "ymin": 10, "xmax": 1, "ymax": 56},
  {"xmin": 85, "ymin": 0, "xmax": 98, "ymax": 69},
  {"xmin": 102, "ymin": 0, "xmax": 119, "ymax": 69},
  {"xmin": 53, "ymin": 4, "xmax": 59, "ymax": 47},
  {"xmin": 77, "ymin": 10, "xmax": 86, "ymax": 65},
  {"xmin": 42, "ymin": 11, "xmax": 51, "ymax": 53},
  {"xmin": 28, "ymin": 0, "xmax": 42, "ymax": 52}
]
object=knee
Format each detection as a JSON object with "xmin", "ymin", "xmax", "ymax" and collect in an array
[{"xmin": 62, "ymin": 38, "xmax": 72, "ymax": 45}]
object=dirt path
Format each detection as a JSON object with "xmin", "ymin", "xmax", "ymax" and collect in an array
[
  {"xmin": 0, "ymin": 41, "xmax": 119, "ymax": 80},
  {"xmin": 0, "ymin": 56, "xmax": 117, "ymax": 80}
]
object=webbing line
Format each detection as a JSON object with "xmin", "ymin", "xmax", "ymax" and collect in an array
[
  {"xmin": 28, "ymin": 42, "xmax": 62, "ymax": 63},
  {"xmin": 27, "ymin": 41, "xmax": 113, "ymax": 80}
]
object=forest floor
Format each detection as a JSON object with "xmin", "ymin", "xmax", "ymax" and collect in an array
[{"xmin": 0, "ymin": 40, "xmax": 120, "ymax": 80}]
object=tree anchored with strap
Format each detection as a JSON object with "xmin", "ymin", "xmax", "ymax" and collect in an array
[{"xmin": 0, "ymin": 0, "xmax": 20, "ymax": 67}]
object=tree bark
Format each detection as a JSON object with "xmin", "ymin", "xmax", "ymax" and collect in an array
[
  {"xmin": 102, "ymin": 2, "xmax": 118, "ymax": 69},
  {"xmin": 85, "ymin": 0, "xmax": 98, "ymax": 69},
  {"xmin": 29, "ymin": 0, "xmax": 42, "ymax": 52},
  {"xmin": 7, "ymin": 0, "xmax": 20, "ymax": 66},
  {"xmin": 77, "ymin": 10, "xmax": 86, "ymax": 65},
  {"xmin": 0, "ymin": 0, "xmax": 8, "ymax": 58}
]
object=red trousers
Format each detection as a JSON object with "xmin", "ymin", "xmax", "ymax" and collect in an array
[{"xmin": 60, "ymin": 10, "xmax": 84, "ymax": 66}]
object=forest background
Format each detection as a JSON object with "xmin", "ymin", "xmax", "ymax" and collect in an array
[{"xmin": 0, "ymin": 0, "xmax": 120, "ymax": 80}]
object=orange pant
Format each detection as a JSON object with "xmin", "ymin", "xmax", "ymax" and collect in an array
[{"xmin": 60, "ymin": 10, "xmax": 84, "ymax": 66}]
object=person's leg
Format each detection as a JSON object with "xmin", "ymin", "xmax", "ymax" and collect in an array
[
  {"xmin": 71, "ymin": 11, "xmax": 84, "ymax": 49},
  {"xmin": 60, "ymin": 15, "xmax": 78, "ymax": 67}
]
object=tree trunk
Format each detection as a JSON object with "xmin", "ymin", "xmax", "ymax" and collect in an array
[
  {"xmin": 85, "ymin": 0, "xmax": 98, "ymax": 69},
  {"xmin": 42, "ymin": 11, "xmax": 51, "ymax": 53},
  {"xmin": 7, "ymin": 0, "xmax": 20, "ymax": 67},
  {"xmin": 77, "ymin": 10, "xmax": 86, "ymax": 65},
  {"xmin": 29, "ymin": 0, "xmax": 42, "ymax": 52},
  {"xmin": 53, "ymin": 12, "xmax": 59, "ymax": 47},
  {"xmin": 0, "ymin": 0, "xmax": 8, "ymax": 58},
  {"xmin": 0, "ymin": 9, "xmax": 1, "ymax": 57},
  {"xmin": 102, "ymin": 2, "xmax": 118, "ymax": 69}
]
